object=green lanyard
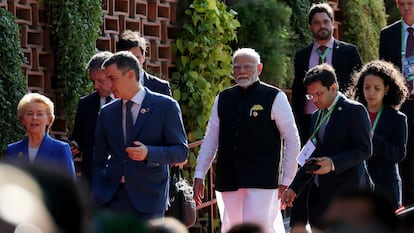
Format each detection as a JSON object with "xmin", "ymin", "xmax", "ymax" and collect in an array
[
  {"xmin": 310, "ymin": 100, "xmax": 337, "ymax": 144},
  {"xmin": 317, "ymin": 47, "xmax": 331, "ymax": 63},
  {"xmin": 371, "ymin": 106, "xmax": 384, "ymax": 133}
]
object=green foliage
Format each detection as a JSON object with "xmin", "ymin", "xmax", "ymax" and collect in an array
[
  {"xmin": 384, "ymin": 0, "xmax": 400, "ymax": 24},
  {"xmin": 0, "ymin": 9, "xmax": 27, "ymax": 154},
  {"xmin": 46, "ymin": 0, "xmax": 102, "ymax": 131},
  {"xmin": 229, "ymin": 0, "xmax": 294, "ymax": 88},
  {"xmin": 284, "ymin": 0, "xmax": 313, "ymax": 49},
  {"xmin": 340, "ymin": 0, "xmax": 387, "ymax": 62},
  {"xmin": 172, "ymin": 0, "xmax": 239, "ymax": 143}
]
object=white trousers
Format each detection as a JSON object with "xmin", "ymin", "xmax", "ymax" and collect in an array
[{"xmin": 216, "ymin": 188, "xmax": 285, "ymax": 233}]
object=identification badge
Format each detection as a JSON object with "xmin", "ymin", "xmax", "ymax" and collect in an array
[
  {"xmin": 403, "ymin": 56, "xmax": 414, "ymax": 81},
  {"xmin": 297, "ymin": 139, "xmax": 316, "ymax": 166}
]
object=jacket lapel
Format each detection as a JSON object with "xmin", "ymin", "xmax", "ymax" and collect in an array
[
  {"xmin": 332, "ymin": 40, "xmax": 340, "ymax": 67},
  {"xmin": 111, "ymin": 99, "xmax": 126, "ymax": 146},
  {"xmin": 16, "ymin": 137, "xmax": 30, "ymax": 162},
  {"xmin": 126, "ymin": 89, "xmax": 154, "ymax": 145},
  {"xmin": 321, "ymin": 97, "xmax": 345, "ymax": 146},
  {"xmin": 34, "ymin": 134, "xmax": 53, "ymax": 165}
]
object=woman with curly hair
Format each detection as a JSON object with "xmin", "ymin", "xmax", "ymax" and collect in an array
[{"xmin": 348, "ymin": 60, "xmax": 408, "ymax": 209}]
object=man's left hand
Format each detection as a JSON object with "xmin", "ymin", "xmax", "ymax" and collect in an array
[
  {"xmin": 313, "ymin": 157, "xmax": 333, "ymax": 175},
  {"xmin": 125, "ymin": 141, "xmax": 148, "ymax": 161}
]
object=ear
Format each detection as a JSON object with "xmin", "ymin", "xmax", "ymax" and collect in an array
[
  {"xmin": 385, "ymin": 85, "xmax": 389, "ymax": 95},
  {"xmin": 257, "ymin": 63, "xmax": 263, "ymax": 75},
  {"xmin": 330, "ymin": 83, "xmax": 339, "ymax": 92},
  {"xmin": 127, "ymin": 69, "xmax": 136, "ymax": 81}
]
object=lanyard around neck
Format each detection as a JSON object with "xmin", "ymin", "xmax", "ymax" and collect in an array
[
  {"xmin": 310, "ymin": 97, "xmax": 339, "ymax": 143},
  {"xmin": 371, "ymin": 105, "xmax": 384, "ymax": 133},
  {"xmin": 317, "ymin": 47, "xmax": 331, "ymax": 63}
]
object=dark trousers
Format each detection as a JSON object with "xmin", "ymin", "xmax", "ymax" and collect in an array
[
  {"xmin": 104, "ymin": 184, "xmax": 164, "ymax": 222},
  {"xmin": 400, "ymin": 99, "xmax": 414, "ymax": 206},
  {"xmin": 290, "ymin": 178, "xmax": 327, "ymax": 229}
]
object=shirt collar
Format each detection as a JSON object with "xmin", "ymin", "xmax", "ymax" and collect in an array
[
  {"xmin": 313, "ymin": 37, "xmax": 335, "ymax": 51},
  {"xmin": 124, "ymin": 85, "xmax": 146, "ymax": 106},
  {"xmin": 326, "ymin": 91, "xmax": 343, "ymax": 111},
  {"xmin": 140, "ymin": 71, "xmax": 145, "ymax": 85},
  {"xmin": 403, "ymin": 20, "xmax": 414, "ymax": 30}
]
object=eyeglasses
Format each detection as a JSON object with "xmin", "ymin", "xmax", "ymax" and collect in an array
[
  {"xmin": 305, "ymin": 90, "xmax": 326, "ymax": 100},
  {"xmin": 233, "ymin": 63, "xmax": 256, "ymax": 72}
]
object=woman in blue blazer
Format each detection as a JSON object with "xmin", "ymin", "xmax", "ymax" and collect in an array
[
  {"xmin": 4, "ymin": 93, "xmax": 75, "ymax": 178},
  {"xmin": 349, "ymin": 60, "xmax": 408, "ymax": 209}
]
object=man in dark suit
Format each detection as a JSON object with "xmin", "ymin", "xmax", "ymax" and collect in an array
[
  {"xmin": 283, "ymin": 64, "xmax": 372, "ymax": 232},
  {"xmin": 292, "ymin": 3, "xmax": 362, "ymax": 144},
  {"xmin": 116, "ymin": 30, "xmax": 171, "ymax": 96},
  {"xmin": 69, "ymin": 51, "xmax": 113, "ymax": 186},
  {"xmin": 91, "ymin": 51, "xmax": 188, "ymax": 221},
  {"xmin": 379, "ymin": 0, "xmax": 414, "ymax": 207}
]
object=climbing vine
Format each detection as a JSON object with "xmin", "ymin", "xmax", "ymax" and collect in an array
[
  {"xmin": 172, "ymin": 0, "xmax": 240, "ymax": 142},
  {"xmin": 46, "ymin": 0, "xmax": 102, "ymax": 131}
]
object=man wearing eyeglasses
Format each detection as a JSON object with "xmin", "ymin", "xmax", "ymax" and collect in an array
[
  {"xmin": 282, "ymin": 63, "xmax": 372, "ymax": 232},
  {"xmin": 193, "ymin": 48, "xmax": 300, "ymax": 233}
]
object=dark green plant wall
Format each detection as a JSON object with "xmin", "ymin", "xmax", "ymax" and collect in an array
[
  {"xmin": 172, "ymin": 0, "xmax": 239, "ymax": 143},
  {"xmin": 0, "ymin": 8, "xmax": 27, "ymax": 154},
  {"xmin": 229, "ymin": 0, "xmax": 294, "ymax": 88},
  {"xmin": 340, "ymin": 0, "xmax": 387, "ymax": 62},
  {"xmin": 46, "ymin": 0, "xmax": 102, "ymax": 131}
]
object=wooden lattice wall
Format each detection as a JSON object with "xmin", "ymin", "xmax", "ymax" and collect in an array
[{"xmin": 0, "ymin": 0, "xmax": 179, "ymax": 136}]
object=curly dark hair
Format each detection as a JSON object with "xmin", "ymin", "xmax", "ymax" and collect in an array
[{"xmin": 347, "ymin": 60, "xmax": 408, "ymax": 108}]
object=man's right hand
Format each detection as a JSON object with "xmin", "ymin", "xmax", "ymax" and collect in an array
[
  {"xmin": 281, "ymin": 188, "xmax": 297, "ymax": 209},
  {"xmin": 193, "ymin": 178, "xmax": 205, "ymax": 206}
]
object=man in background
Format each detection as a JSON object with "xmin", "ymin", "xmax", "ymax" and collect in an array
[
  {"xmin": 379, "ymin": 0, "xmax": 414, "ymax": 206},
  {"xmin": 117, "ymin": 30, "xmax": 171, "ymax": 96},
  {"xmin": 70, "ymin": 51, "xmax": 113, "ymax": 187},
  {"xmin": 291, "ymin": 2, "xmax": 362, "ymax": 144}
]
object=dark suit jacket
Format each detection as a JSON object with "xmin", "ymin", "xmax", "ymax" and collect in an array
[
  {"xmin": 5, "ymin": 134, "xmax": 76, "ymax": 178},
  {"xmin": 380, "ymin": 20, "xmax": 414, "ymax": 206},
  {"xmin": 369, "ymin": 107, "xmax": 407, "ymax": 208},
  {"xmin": 289, "ymin": 96, "xmax": 372, "ymax": 220},
  {"xmin": 292, "ymin": 40, "xmax": 362, "ymax": 143},
  {"xmin": 143, "ymin": 71, "xmax": 172, "ymax": 96},
  {"xmin": 91, "ymin": 88, "xmax": 188, "ymax": 214},
  {"xmin": 379, "ymin": 20, "xmax": 402, "ymax": 70},
  {"xmin": 70, "ymin": 91, "xmax": 101, "ymax": 184}
]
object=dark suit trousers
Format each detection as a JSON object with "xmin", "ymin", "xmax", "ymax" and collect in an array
[
  {"xmin": 103, "ymin": 184, "xmax": 164, "ymax": 222},
  {"xmin": 290, "ymin": 178, "xmax": 327, "ymax": 229},
  {"xmin": 400, "ymin": 99, "xmax": 414, "ymax": 206}
]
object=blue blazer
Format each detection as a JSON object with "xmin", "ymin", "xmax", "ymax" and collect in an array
[
  {"xmin": 92, "ymin": 88, "xmax": 188, "ymax": 214},
  {"xmin": 290, "ymin": 96, "xmax": 372, "ymax": 202},
  {"xmin": 369, "ymin": 107, "xmax": 407, "ymax": 208},
  {"xmin": 4, "ymin": 134, "xmax": 76, "ymax": 178}
]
